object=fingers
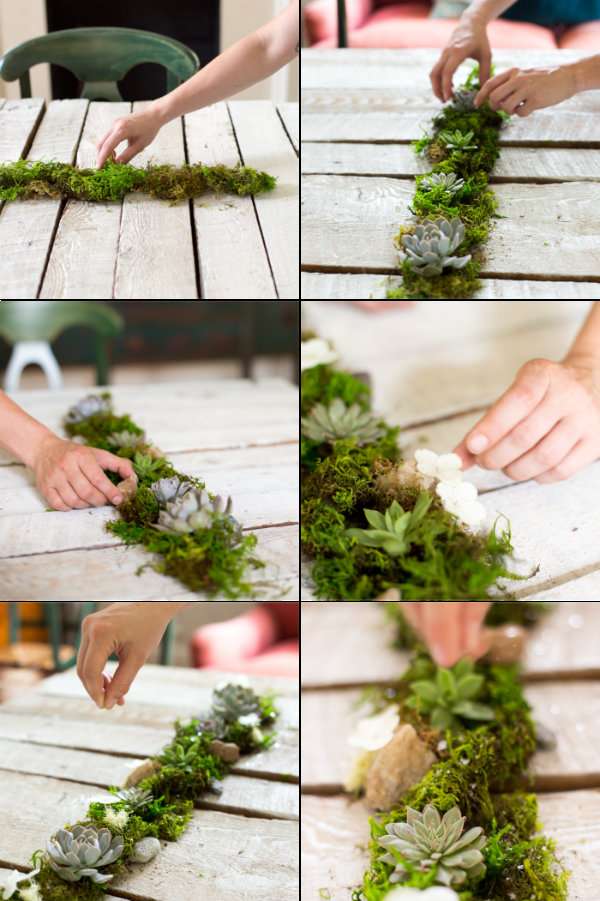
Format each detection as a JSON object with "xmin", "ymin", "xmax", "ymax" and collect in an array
[
  {"xmin": 430, "ymin": 55, "xmax": 446, "ymax": 102},
  {"xmin": 535, "ymin": 439, "xmax": 598, "ymax": 484},
  {"xmin": 441, "ymin": 55, "xmax": 458, "ymax": 103},
  {"xmin": 453, "ymin": 439, "xmax": 476, "ymax": 470},
  {"xmin": 352, "ymin": 301, "xmax": 415, "ymax": 311},
  {"xmin": 477, "ymin": 47, "xmax": 492, "ymax": 87},
  {"xmin": 47, "ymin": 486, "xmax": 70, "ymax": 512},
  {"xmin": 475, "ymin": 394, "xmax": 561, "ymax": 472},
  {"xmin": 104, "ymin": 650, "xmax": 145, "ymax": 709},
  {"xmin": 64, "ymin": 459, "xmax": 111, "ymax": 507},
  {"xmin": 115, "ymin": 140, "xmax": 144, "ymax": 165},
  {"xmin": 96, "ymin": 129, "xmax": 121, "ymax": 169},
  {"xmin": 461, "ymin": 360, "xmax": 550, "ymax": 461},
  {"xmin": 462, "ymin": 602, "xmax": 491, "ymax": 659},
  {"xmin": 82, "ymin": 455, "xmax": 127, "ymax": 506},
  {"xmin": 503, "ymin": 418, "xmax": 578, "ymax": 482},
  {"xmin": 94, "ymin": 449, "xmax": 135, "ymax": 481},
  {"xmin": 423, "ymin": 603, "xmax": 462, "ymax": 667},
  {"xmin": 475, "ymin": 68, "xmax": 514, "ymax": 107},
  {"xmin": 78, "ymin": 616, "xmax": 112, "ymax": 708},
  {"xmin": 502, "ymin": 90, "xmax": 527, "ymax": 115}
]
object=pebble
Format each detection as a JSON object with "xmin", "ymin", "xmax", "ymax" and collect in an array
[{"xmin": 131, "ymin": 837, "xmax": 161, "ymax": 864}]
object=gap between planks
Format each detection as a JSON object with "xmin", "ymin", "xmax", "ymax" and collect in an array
[
  {"xmin": 302, "ymin": 171, "xmax": 600, "ymax": 185},
  {"xmin": 300, "ymin": 263, "xmax": 600, "ymax": 283},
  {"xmin": 302, "ymin": 138, "xmax": 600, "ymax": 149}
]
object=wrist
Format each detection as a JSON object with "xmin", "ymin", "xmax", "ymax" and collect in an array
[
  {"xmin": 571, "ymin": 57, "xmax": 600, "ymax": 93},
  {"xmin": 563, "ymin": 350, "xmax": 600, "ymax": 371},
  {"xmin": 20, "ymin": 425, "xmax": 56, "ymax": 470},
  {"xmin": 150, "ymin": 97, "xmax": 175, "ymax": 127}
]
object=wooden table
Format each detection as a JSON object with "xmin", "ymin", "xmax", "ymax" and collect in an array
[
  {"xmin": 0, "ymin": 664, "xmax": 299, "ymax": 901},
  {"xmin": 301, "ymin": 299, "xmax": 600, "ymax": 600},
  {"xmin": 0, "ymin": 98, "xmax": 299, "ymax": 299},
  {"xmin": 301, "ymin": 49, "xmax": 600, "ymax": 299},
  {"xmin": 301, "ymin": 602, "xmax": 600, "ymax": 901},
  {"xmin": 0, "ymin": 379, "xmax": 299, "ymax": 600}
]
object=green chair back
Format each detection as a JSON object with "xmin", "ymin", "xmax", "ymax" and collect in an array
[
  {"xmin": 337, "ymin": 0, "xmax": 348, "ymax": 47},
  {"xmin": 0, "ymin": 27, "xmax": 200, "ymax": 101},
  {"xmin": 0, "ymin": 301, "xmax": 124, "ymax": 386}
]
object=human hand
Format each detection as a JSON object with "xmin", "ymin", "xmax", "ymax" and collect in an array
[
  {"xmin": 474, "ymin": 65, "xmax": 578, "ymax": 116},
  {"xmin": 400, "ymin": 602, "xmax": 491, "ymax": 666},
  {"xmin": 455, "ymin": 357, "xmax": 600, "ymax": 483},
  {"xmin": 33, "ymin": 435, "xmax": 134, "ymax": 510},
  {"xmin": 352, "ymin": 301, "xmax": 415, "ymax": 311},
  {"xmin": 430, "ymin": 17, "xmax": 492, "ymax": 102},
  {"xmin": 96, "ymin": 106, "xmax": 163, "ymax": 169},
  {"xmin": 77, "ymin": 603, "xmax": 177, "ymax": 709}
]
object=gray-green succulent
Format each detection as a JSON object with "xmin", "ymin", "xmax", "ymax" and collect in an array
[
  {"xmin": 406, "ymin": 659, "xmax": 495, "ymax": 731},
  {"xmin": 46, "ymin": 825, "xmax": 124, "ymax": 884},
  {"xmin": 346, "ymin": 493, "xmax": 432, "ymax": 557},
  {"xmin": 114, "ymin": 787, "xmax": 154, "ymax": 811},
  {"xmin": 438, "ymin": 129, "xmax": 478, "ymax": 151},
  {"xmin": 65, "ymin": 394, "xmax": 111, "ymax": 424},
  {"xmin": 150, "ymin": 477, "xmax": 194, "ymax": 506},
  {"xmin": 401, "ymin": 219, "xmax": 471, "ymax": 277},
  {"xmin": 452, "ymin": 89, "xmax": 477, "ymax": 112},
  {"xmin": 153, "ymin": 488, "xmax": 239, "ymax": 535},
  {"xmin": 212, "ymin": 683, "xmax": 262, "ymax": 723},
  {"xmin": 420, "ymin": 172, "xmax": 465, "ymax": 196},
  {"xmin": 301, "ymin": 397, "xmax": 385, "ymax": 446},
  {"xmin": 378, "ymin": 805, "xmax": 486, "ymax": 887},
  {"xmin": 108, "ymin": 430, "xmax": 148, "ymax": 450}
]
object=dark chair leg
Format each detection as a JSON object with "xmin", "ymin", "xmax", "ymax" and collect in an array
[
  {"xmin": 240, "ymin": 302, "xmax": 256, "ymax": 379},
  {"xmin": 337, "ymin": 0, "xmax": 348, "ymax": 47},
  {"xmin": 95, "ymin": 337, "xmax": 110, "ymax": 386}
]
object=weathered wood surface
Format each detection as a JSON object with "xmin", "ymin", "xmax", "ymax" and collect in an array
[
  {"xmin": 278, "ymin": 102, "xmax": 299, "ymax": 153},
  {"xmin": 0, "ymin": 379, "xmax": 298, "ymax": 600},
  {"xmin": 302, "ymin": 175, "xmax": 600, "ymax": 279},
  {"xmin": 0, "ymin": 99, "xmax": 296, "ymax": 299},
  {"xmin": 301, "ymin": 792, "xmax": 600, "ymax": 901}
]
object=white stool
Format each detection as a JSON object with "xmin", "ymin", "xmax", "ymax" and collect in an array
[{"xmin": 4, "ymin": 341, "xmax": 64, "ymax": 391}]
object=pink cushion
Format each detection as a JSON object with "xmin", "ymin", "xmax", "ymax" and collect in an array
[
  {"xmin": 304, "ymin": 0, "xmax": 373, "ymax": 43},
  {"xmin": 558, "ymin": 20, "xmax": 600, "ymax": 48},
  {"xmin": 201, "ymin": 641, "xmax": 299, "ymax": 678},
  {"xmin": 191, "ymin": 607, "xmax": 277, "ymax": 668},
  {"xmin": 261, "ymin": 602, "xmax": 299, "ymax": 638}
]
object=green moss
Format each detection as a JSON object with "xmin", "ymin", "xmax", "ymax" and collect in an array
[
  {"xmin": 301, "ymin": 364, "xmax": 371, "ymax": 416},
  {"xmin": 0, "ymin": 159, "xmax": 277, "ymax": 203},
  {"xmin": 119, "ymin": 485, "xmax": 160, "ymax": 525},
  {"xmin": 35, "ymin": 862, "xmax": 106, "ymax": 901}
]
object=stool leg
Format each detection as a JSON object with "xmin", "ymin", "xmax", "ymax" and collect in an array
[{"xmin": 4, "ymin": 342, "xmax": 64, "ymax": 391}]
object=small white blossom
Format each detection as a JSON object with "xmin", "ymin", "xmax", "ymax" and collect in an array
[
  {"xmin": 385, "ymin": 887, "xmax": 459, "ymax": 901},
  {"xmin": 238, "ymin": 713, "xmax": 260, "ymax": 727},
  {"xmin": 436, "ymin": 480, "xmax": 486, "ymax": 529},
  {"xmin": 301, "ymin": 338, "xmax": 338, "ymax": 371},
  {"xmin": 18, "ymin": 884, "xmax": 42, "ymax": 901},
  {"xmin": 415, "ymin": 448, "xmax": 463, "ymax": 482},
  {"xmin": 348, "ymin": 706, "xmax": 399, "ymax": 752},
  {"xmin": 0, "ymin": 869, "xmax": 39, "ymax": 901},
  {"xmin": 104, "ymin": 808, "xmax": 130, "ymax": 830}
]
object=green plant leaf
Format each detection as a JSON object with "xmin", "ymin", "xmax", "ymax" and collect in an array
[
  {"xmin": 364, "ymin": 509, "xmax": 387, "ymax": 530},
  {"xmin": 455, "ymin": 673, "xmax": 484, "ymax": 700},
  {"xmin": 410, "ymin": 681, "xmax": 440, "ymax": 704},
  {"xmin": 436, "ymin": 667, "xmax": 456, "ymax": 699},
  {"xmin": 430, "ymin": 707, "xmax": 454, "ymax": 730},
  {"xmin": 452, "ymin": 700, "xmax": 495, "ymax": 721}
]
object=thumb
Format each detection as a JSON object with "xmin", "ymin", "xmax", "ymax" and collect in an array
[
  {"xmin": 453, "ymin": 439, "xmax": 476, "ymax": 470},
  {"xmin": 104, "ymin": 649, "xmax": 145, "ymax": 709},
  {"xmin": 94, "ymin": 449, "xmax": 135, "ymax": 480}
]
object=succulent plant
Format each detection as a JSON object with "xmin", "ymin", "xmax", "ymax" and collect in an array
[
  {"xmin": 301, "ymin": 397, "xmax": 385, "ymax": 446},
  {"xmin": 65, "ymin": 394, "xmax": 111, "ymax": 424},
  {"xmin": 346, "ymin": 493, "xmax": 432, "ymax": 557},
  {"xmin": 196, "ymin": 714, "xmax": 227, "ymax": 739},
  {"xmin": 133, "ymin": 452, "xmax": 166, "ymax": 482},
  {"xmin": 406, "ymin": 659, "xmax": 495, "ymax": 731},
  {"xmin": 378, "ymin": 805, "xmax": 486, "ymax": 887},
  {"xmin": 150, "ymin": 477, "xmax": 194, "ymax": 506},
  {"xmin": 401, "ymin": 219, "xmax": 471, "ymax": 277},
  {"xmin": 108, "ymin": 430, "xmax": 148, "ymax": 450},
  {"xmin": 438, "ymin": 129, "xmax": 477, "ymax": 151},
  {"xmin": 451, "ymin": 89, "xmax": 477, "ymax": 112},
  {"xmin": 46, "ymin": 825, "xmax": 124, "ymax": 884},
  {"xmin": 420, "ymin": 172, "xmax": 465, "ymax": 196},
  {"xmin": 212, "ymin": 683, "xmax": 262, "ymax": 723},
  {"xmin": 153, "ymin": 488, "xmax": 239, "ymax": 536},
  {"xmin": 114, "ymin": 787, "xmax": 154, "ymax": 811}
]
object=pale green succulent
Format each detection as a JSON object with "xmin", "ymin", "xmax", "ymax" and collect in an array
[
  {"xmin": 114, "ymin": 787, "xmax": 154, "ymax": 811},
  {"xmin": 438, "ymin": 129, "xmax": 477, "ymax": 151},
  {"xmin": 65, "ymin": 394, "xmax": 111, "ymax": 424},
  {"xmin": 346, "ymin": 493, "xmax": 432, "ymax": 557},
  {"xmin": 406, "ymin": 659, "xmax": 495, "ymax": 731},
  {"xmin": 420, "ymin": 172, "xmax": 465, "ymax": 196},
  {"xmin": 108, "ymin": 430, "xmax": 148, "ymax": 450},
  {"xmin": 378, "ymin": 805, "xmax": 486, "ymax": 887},
  {"xmin": 150, "ymin": 477, "xmax": 194, "ymax": 506},
  {"xmin": 212, "ymin": 683, "xmax": 262, "ymax": 723},
  {"xmin": 133, "ymin": 452, "xmax": 166, "ymax": 482},
  {"xmin": 401, "ymin": 219, "xmax": 471, "ymax": 277},
  {"xmin": 46, "ymin": 825, "xmax": 124, "ymax": 884},
  {"xmin": 301, "ymin": 397, "xmax": 385, "ymax": 446},
  {"xmin": 452, "ymin": 89, "xmax": 477, "ymax": 112},
  {"xmin": 153, "ymin": 488, "xmax": 239, "ymax": 535}
]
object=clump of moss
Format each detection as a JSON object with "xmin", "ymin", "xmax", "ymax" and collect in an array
[{"xmin": 0, "ymin": 159, "xmax": 277, "ymax": 203}]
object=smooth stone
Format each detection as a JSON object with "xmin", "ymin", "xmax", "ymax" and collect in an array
[
  {"xmin": 116, "ymin": 474, "xmax": 139, "ymax": 504},
  {"xmin": 209, "ymin": 740, "xmax": 241, "ymax": 764},
  {"xmin": 124, "ymin": 758, "xmax": 160, "ymax": 787},
  {"xmin": 484, "ymin": 624, "xmax": 527, "ymax": 664},
  {"xmin": 365, "ymin": 723, "xmax": 436, "ymax": 810},
  {"xmin": 535, "ymin": 720, "xmax": 558, "ymax": 751},
  {"xmin": 131, "ymin": 837, "xmax": 161, "ymax": 864}
]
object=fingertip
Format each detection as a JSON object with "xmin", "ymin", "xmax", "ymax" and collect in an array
[
  {"xmin": 466, "ymin": 433, "xmax": 489, "ymax": 455},
  {"xmin": 112, "ymin": 494, "xmax": 123, "ymax": 506}
]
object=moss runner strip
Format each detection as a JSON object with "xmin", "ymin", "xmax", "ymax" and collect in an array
[
  {"xmin": 0, "ymin": 159, "xmax": 276, "ymax": 203},
  {"xmin": 388, "ymin": 66, "xmax": 505, "ymax": 300},
  {"xmin": 64, "ymin": 393, "xmax": 264, "ymax": 598}
]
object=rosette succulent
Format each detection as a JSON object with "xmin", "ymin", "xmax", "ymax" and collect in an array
[
  {"xmin": 153, "ymin": 488, "xmax": 238, "ymax": 535},
  {"xmin": 301, "ymin": 397, "xmax": 385, "ymax": 445},
  {"xmin": 419, "ymin": 172, "xmax": 465, "ymax": 196},
  {"xmin": 451, "ymin": 89, "xmax": 477, "ymax": 112},
  {"xmin": 115, "ymin": 787, "xmax": 154, "ymax": 810},
  {"xmin": 378, "ymin": 805, "xmax": 486, "ymax": 887},
  {"xmin": 346, "ymin": 494, "xmax": 432, "ymax": 557},
  {"xmin": 406, "ymin": 659, "xmax": 495, "ymax": 731},
  {"xmin": 151, "ymin": 477, "xmax": 194, "ymax": 506},
  {"xmin": 46, "ymin": 825, "xmax": 124, "ymax": 884},
  {"xmin": 133, "ymin": 453, "xmax": 166, "ymax": 482},
  {"xmin": 212, "ymin": 683, "xmax": 262, "ymax": 723},
  {"xmin": 401, "ymin": 219, "xmax": 471, "ymax": 277},
  {"xmin": 108, "ymin": 430, "xmax": 148, "ymax": 450},
  {"xmin": 438, "ymin": 129, "xmax": 477, "ymax": 151},
  {"xmin": 65, "ymin": 394, "xmax": 111, "ymax": 424}
]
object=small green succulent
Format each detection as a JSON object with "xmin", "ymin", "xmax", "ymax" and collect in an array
[
  {"xmin": 378, "ymin": 805, "xmax": 486, "ymax": 887},
  {"xmin": 212, "ymin": 683, "xmax": 262, "ymax": 722},
  {"xmin": 133, "ymin": 452, "xmax": 166, "ymax": 481},
  {"xmin": 438, "ymin": 129, "xmax": 478, "ymax": 151},
  {"xmin": 301, "ymin": 397, "xmax": 385, "ymax": 446},
  {"xmin": 420, "ymin": 172, "xmax": 465, "ymax": 195},
  {"xmin": 108, "ymin": 430, "xmax": 148, "ymax": 450},
  {"xmin": 114, "ymin": 787, "xmax": 154, "ymax": 811},
  {"xmin": 346, "ymin": 493, "xmax": 432, "ymax": 556},
  {"xmin": 406, "ymin": 659, "xmax": 495, "ymax": 731}
]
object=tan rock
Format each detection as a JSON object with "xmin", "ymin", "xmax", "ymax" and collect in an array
[
  {"xmin": 124, "ymin": 758, "xmax": 160, "ymax": 787},
  {"xmin": 484, "ymin": 625, "xmax": 526, "ymax": 664},
  {"xmin": 365, "ymin": 724, "xmax": 436, "ymax": 810},
  {"xmin": 209, "ymin": 740, "xmax": 241, "ymax": 764},
  {"xmin": 116, "ymin": 473, "xmax": 139, "ymax": 504},
  {"xmin": 147, "ymin": 445, "xmax": 166, "ymax": 460}
]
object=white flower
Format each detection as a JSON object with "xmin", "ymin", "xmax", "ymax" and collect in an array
[
  {"xmin": 238, "ymin": 713, "xmax": 260, "ymax": 727},
  {"xmin": 0, "ymin": 869, "xmax": 39, "ymax": 901},
  {"xmin": 385, "ymin": 887, "xmax": 459, "ymax": 901},
  {"xmin": 348, "ymin": 706, "xmax": 399, "ymax": 751},
  {"xmin": 415, "ymin": 449, "xmax": 463, "ymax": 483},
  {"xmin": 436, "ymin": 480, "xmax": 486, "ymax": 529},
  {"xmin": 18, "ymin": 884, "xmax": 42, "ymax": 901},
  {"xmin": 301, "ymin": 338, "xmax": 338, "ymax": 371},
  {"xmin": 104, "ymin": 808, "xmax": 129, "ymax": 830}
]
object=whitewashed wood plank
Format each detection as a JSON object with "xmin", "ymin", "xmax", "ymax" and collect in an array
[
  {"xmin": 301, "ymin": 272, "xmax": 600, "ymax": 300},
  {"xmin": 0, "ymin": 379, "xmax": 299, "ymax": 466},
  {"xmin": 229, "ymin": 101, "xmax": 299, "ymax": 299},
  {"xmin": 0, "ymin": 100, "xmax": 88, "ymax": 299},
  {"xmin": 39, "ymin": 101, "xmax": 129, "ymax": 299},
  {"xmin": 0, "ymin": 523, "xmax": 298, "ymax": 600},
  {"xmin": 278, "ymin": 103, "xmax": 299, "ymax": 153},
  {"xmin": 0, "ymin": 98, "xmax": 44, "ymax": 163},
  {"xmin": 0, "ymin": 772, "xmax": 298, "ymax": 901},
  {"xmin": 114, "ymin": 103, "xmax": 197, "ymax": 299},
  {"xmin": 302, "ymin": 142, "xmax": 600, "ymax": 183},
  {"xmin": 185, "ymin": 104, "xmax": 276, "ymax": 300}
]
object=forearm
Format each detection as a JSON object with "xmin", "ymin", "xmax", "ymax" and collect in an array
[
  {"xmin": 0, "ymin": 391, "xmax": 53, "ymax": 468},
  {"xmin": 462, "ymin": 0, "xmax": 518, "ymax": 25},
  {"xmin": 571, "ymin": 55, "xmax": 600, "ymax": 93},
  {"xmin": 565, "ymin": 302, "xmax": 600, "ymax": 365}
]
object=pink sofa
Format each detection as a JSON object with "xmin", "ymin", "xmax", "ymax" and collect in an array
[
  {"xmin": 304, "ymin": 0, "xmax": 600, "ymax": 49},
  {"xmin": 190, "ymin": 603, "xmax": 299, "ymax": 678}
]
